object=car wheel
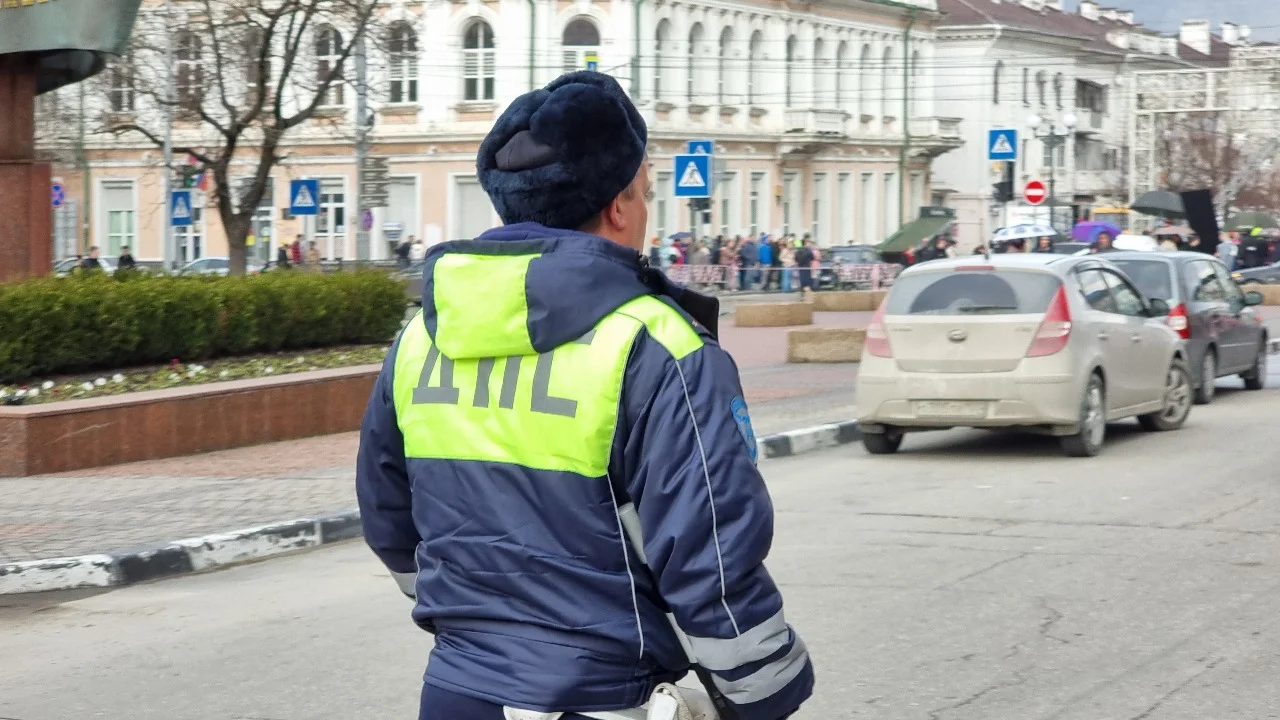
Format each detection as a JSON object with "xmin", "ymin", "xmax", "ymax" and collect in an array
[
  {"xmin": 1194, "ymin": 350, "xmax": 1216, "ymax": 405},
  {"xmin": 1138, "ymin": 360, "xmax": 1193, "ymax": 432},
  {"xmin": 1061, "ymin": 375, "xmax": 1106, "ymax": 457},
  {"xmin": 862, "ymin": 429, "xmax": 904, "ymax": 455},
  {"xmin": 1242, "ymin": 340, "xmax": 1267, "ymax": 391}
]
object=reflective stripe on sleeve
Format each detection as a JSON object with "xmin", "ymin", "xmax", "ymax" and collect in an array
[
  {"xmin": 711, "ymin": 635, "xmax": 810, "ymax": 706},
  {"xmin": 684, "ymin": 609, "xmax": 791, "ymax": 672}
]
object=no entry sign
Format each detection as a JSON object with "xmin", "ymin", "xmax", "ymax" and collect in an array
[{"xmin": 1024, "ymin": 180, "xmax": 1047, "ymax": 206}]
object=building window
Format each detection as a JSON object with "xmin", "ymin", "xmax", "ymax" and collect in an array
[
  {"xmin": 884, "ymin": 171, "xmax": 899, "ymax": 233},
  {"xmin": 1054, "ymin": 73, "xmax": 1065, "ymax": 108},
  {"xmin": 1043, "ymin": 140, "xmax": 1065, "ymax": 168},
  {"xmin": 175, "ymin": 31, "xmax": 203, "ymax": 111},
  {"xmin": 993, "ymin": 60, "xmax": 1003, "ymax": 105},
  {"xmin": 174, "ymin": 204, "xmax": 204, "ymax": 263},
  {"xmin": 107, "ymin": 55, "xmax": 135, "ymax": 113},
  {"xmin": 234, "ymin": 177, "xmax": 276, "ymax": 264},
  {"xmin": 463, "ymin": 21, "xmax": 495, "ymax": 101},
  {"xmin": 1036, "ymin": 71, "xmax": 1046, "ymax": 106},
  {"xmin": 747, "ymin": 31, "xmax": 762, "ymax": 105},
  {"xmin": 910, "ymin": 50, "xmax": 920, "ymax": 117},
  {"xmin": 717, "ymin": 27, "xmax": 732, "ymax": 105},
  {"xmin": 654, "ymin": 20, "xmax": 671, "ymax": 100},
  {"xmin": 388, "ymin": 22, "xmax": 419, "ymax": 103},
  {"xmin": 859, "ymin": 44, "xmax": 872, "ymax": 117},
  {"xmin": 749, "ymin": 172, "xmax": 765, "ymax": 236},
  {"xmin": 316, "ymin": 178, "xmax": 347, "ymax": 259},
  {"xmin": 687, "ymin": 23, "xmax": 703, "ymax": 102},
  {"xmin": 860, "ymin": 172, "xmax": 876, "ymax": 244},
  {"xmin": 243, "ymin": 28, "xmax": 268, "ymax": 100},
  {"xmin": 719, "ymin": 172, "xmax": 736, "ymax": 237},
  {"xmin": 811, "ymin": 173, "xmax": 826, "ymax": 244},
  {"xmin": 838, "ymin": 172, "xmax": 852, "ymax": 243},
  {"xmin": 316, "ymin": 26, "xmax": 345, "ymax": 107},
  {"xmin": 101, "ymin": 180, "xmax": 135, "ymax": 257},
  {"xmin": 813, "ymin": 38, "xmax": 825, "ymax": 109},
  {"xmin": 836, "ymin": 41, "xmax": 849, "ymax": 110},
  {"xmin": 785, "ymin": 35, "xmax": 796, "ymax": 107},
  {"xmin": 881, "ymin": 46, "xmax": 893, "ymax": 117},
  {"xmin": 1022, "ymin": 68, "xmax": 1029, "ymax": 105},
  {"xmin": 782, "ymin": 172, "xmax": 798, "ymax": 235},
  {"xmin": 561, "ymin": 17, "xmax": 600, "ymax": 73},
  {"xmin": 655, "ymin": 172, "xmax": 671, "ymax": 242}
]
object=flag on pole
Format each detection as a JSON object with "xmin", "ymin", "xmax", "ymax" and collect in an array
[{"xmin": 196, "ymin": 169, "xmax": 210, "ymax": 192}]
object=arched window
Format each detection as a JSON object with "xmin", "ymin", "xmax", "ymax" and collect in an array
[
  {"xmin": 388, "ymin": 22, "xmax": 419, "ymax": 103},
  {"xmin": 718, "ymin": 27, "xmax": 733, "ymax": 104},
  {"xmin": 175, "ymin": 31, "xmax": 204, "ymax": 111},
  {"xmin": 813, "ymin": 38, "xmax": 825, "ymax": 109},
  {"xmin": 463, "ymin": 21, "xmax": 495, "ymax": 101},
  {"xmin": 747, "ymin": 31, "xmax": 762, "ymax": 105},
  {"xmin": 859, "ymin": 44, "xmax": 872, "ymax": 116},
  {"xmin": 1036, "ymin": 70, "xmax": 1046, "ymax": 106},
  {"xmin": 315, "ymin": 25, "xmax": 344, "ymax": 106},
  {"xmin": 562, "ymin": 17, "xmax": 599, "ymax": 73},
  {"xmin": 1053, "ymin": 72, "xmax": 1064, "ymax": 108},
  {"xmin": 785, "ymin": 35, "xmax": 796, "ymax": 106},
  {"xmin": 880, "ymin": 46, "xmax": 893, "ymax": 117},
  {"xmin": 107, "ymin": 53, "xmax": 135, "ymax": 113},
  {"xmin": 1022, "ymin": 68, "xmax": 1029, "ymax": 105},
  {"xmin": 835, "ymin": 41, "xmax": 849, "ymax": 110},
  {"xmin": 654, "ymin": 20, "xmax": 671, "ymax": 100},
  {"xmin": 993, "ymin": 60, "xmax": 1003, "ymax": 105},
  {"xmin": 687, "ymin": 23, "xmax": 703, "ymax": 101}
]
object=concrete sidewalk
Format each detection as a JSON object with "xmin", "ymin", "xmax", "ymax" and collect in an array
[{"xmin": 0, "ymin": 316, "xmax": 863, "ymax": 571}]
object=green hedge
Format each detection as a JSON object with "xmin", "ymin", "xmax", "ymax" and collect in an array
[{"xmin": 0, "ymin": 270, "xmax": 407, "ymax": 383}]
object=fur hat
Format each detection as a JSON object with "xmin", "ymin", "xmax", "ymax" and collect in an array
[{"xmin": 477, "ymin": 72, "xmax": 648, "ymax": 231}]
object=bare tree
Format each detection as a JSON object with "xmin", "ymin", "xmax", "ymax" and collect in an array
[
  {"xmin": 1157, "ymin": 112, "xmax": 1280, "ymax": 216},
  {"xmin": 105, "ymin": 0, "xmax": 382, "ymax": 274}
]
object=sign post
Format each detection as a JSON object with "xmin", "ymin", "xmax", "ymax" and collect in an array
[{"xmin": 1023, "ymin": 179, "xmax": 1047, "ymax": 207}]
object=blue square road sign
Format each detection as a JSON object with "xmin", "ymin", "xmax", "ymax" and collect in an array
[
  {"xmin": 988, "ymin": 128, "xmax": 1018, "ymax": 161},
  {"xmin": 687, "ymin": 139, "xmax": 714, "ymax": 155},
  {"xmin": 170, "ymin": 190, "xmax": 193, "ymax": 227},
  {"xmin": 290, "ymin": 179, "xmax": 321, "ymax": 216},
  {"xmin": 673, "ymin": 154, "xmax": 712, "ymax": 199}
]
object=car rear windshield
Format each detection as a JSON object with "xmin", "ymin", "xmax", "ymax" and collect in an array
[
  {"xmin": 1108, "ymin": 259, "xmax": 1174, "ymax": 300},
  {"xmin": 886, "ymin": 269, "xmax": 1062, "ymax": 316}
]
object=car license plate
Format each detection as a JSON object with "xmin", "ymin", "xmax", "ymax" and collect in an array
[{"xmin": 914, "ymin": 400, "xmax": 988, "ymax": 419}]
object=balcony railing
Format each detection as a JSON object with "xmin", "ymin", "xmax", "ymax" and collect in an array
[
  {"xmin": 908, "ymin": 116, "xmax": 963, "ymax": 140},
  {"xmin": 783, "ymin": 108, "xmax": 847, "ymax": 134}
]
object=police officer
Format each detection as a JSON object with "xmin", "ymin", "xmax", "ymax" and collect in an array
[{"xmin": 357, "ymin": 72, "xmax": 813, "ymax": 720}]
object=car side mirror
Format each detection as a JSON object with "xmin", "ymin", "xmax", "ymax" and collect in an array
[
  {"xmin": 1244, "ymin": 290, "xmax": 1264, "ymax": 306},
  {"xmin": 1147, "ymin": 298, "xmax": 1170, "ymax": 316}
]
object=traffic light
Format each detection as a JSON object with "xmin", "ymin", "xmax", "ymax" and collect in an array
[{"xmin": 992, "ymin": 161, "xmax": 1015, "ymax": 202}]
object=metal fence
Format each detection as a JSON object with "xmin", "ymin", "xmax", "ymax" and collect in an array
[{"xmin": 665, "ymin": 263, "xmax": 902, "ymax": 293}]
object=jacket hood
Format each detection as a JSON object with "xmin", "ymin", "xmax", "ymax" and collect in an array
[{"xmin": 419, "ymin": 223, "xmax": 663, "ymax": 360}]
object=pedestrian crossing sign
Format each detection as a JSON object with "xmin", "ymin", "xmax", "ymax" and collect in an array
[
  {"xmin": 988, "ymin": 128, "xmax": 1018, "ymax": 161},
  {"xmin": 170, "ymin": 190, "xmax": 193, "ymax": 227},
  {"xmin": 673, "ymin": 153, "xmax": 712, "ymax": 198},
  {"xmin": 290, "ymin": 178, "xmax": 320, "ymax": 216}
]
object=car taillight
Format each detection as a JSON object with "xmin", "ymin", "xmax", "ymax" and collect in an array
[
  {"xmin": 865, "ymin": 301, "xmax": 893, "ymax": 357},
  {"xmin": 1166, "ymin": 303, "xmax": 1191, "ymax": 339},
  {"xmin": 1026, "ymin": 285, "xmax": 1072, "ymax": 357}
]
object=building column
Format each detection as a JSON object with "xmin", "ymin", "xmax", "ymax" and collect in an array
[{"xmin": 0, "ymin": 55, "xmax": 52, "ymax": 282}]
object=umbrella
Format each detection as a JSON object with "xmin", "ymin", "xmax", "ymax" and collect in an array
[
  {"xmin": 1131, "ymin": 190, "xmax": 1185, "ymax": 218},
  {"xmin": 1151, "ymin": 225, "xmax": 1191, "ymax": 237},
  {"xmin": 1071, "ymin": 221, "xmax": 1122, "ymax": 243},
  {"xmin": 992, "ymin": 224, "xmax": 1058, "ymax": 243},
  {"xmin": 667, "ymin": 232, "xmax": 693, "ymax": 241},
  {"xmin": 1226, "ymin": 211, "xmax": 1279, "ymax": 231}
]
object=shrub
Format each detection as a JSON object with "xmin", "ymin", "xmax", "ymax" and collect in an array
[{"xmin": 0, "ymin": 270, "xmax": 406, "ymax": 383}]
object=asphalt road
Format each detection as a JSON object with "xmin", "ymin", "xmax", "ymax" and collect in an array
[{"xmin": 3, "ymin": 383, "xmax": 1280, "ymax": 719}]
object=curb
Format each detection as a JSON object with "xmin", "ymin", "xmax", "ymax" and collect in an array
[
  {"xmin": 0, "ymin": 421, "xmax": 861, "ymax": 596},
  {"xmin": 1269, "ymin": 338, "xmax": 1280, "ymax": 354}
]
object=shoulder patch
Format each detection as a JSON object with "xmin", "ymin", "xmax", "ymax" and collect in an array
[{"xmin": 730, "ymin": 396, "xmax": 758, "ymax": 465}]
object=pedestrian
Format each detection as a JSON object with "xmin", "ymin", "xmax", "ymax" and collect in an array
[
  {"xmin": 1034, "ymin": 236, "xmax": 1054, "ymax": 253},
  {"xmin": 795, "ymin": 238, "xmax": 814, "ymax": 292},
  {"xmin": 356, "ymin": 71, "xmax": 813, "ymax": 720},
  {"xmin": 276, "ymin": 242, "xmax": 291, "ymax": 269},
  {"xmin": 118, "ymin": 245, "xmax": 137, "ymax": 270},
  {"xmin": 306, "ymin": 241, "xmax": 321, "ymax": 272},
  {"xmin": 780, "ymin": 240, "xmax": 796, "ymax": 293},
  {"xmin": 290, "ymin": 236, "xmax": 303, "ymax": 265},
  {"xmin": 80, "ymin": 246, "xmax": 103, "ymax": 272}
]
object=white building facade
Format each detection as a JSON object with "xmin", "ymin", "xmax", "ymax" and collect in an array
[
  {"xmin": 43, "ymin": 0, "xmax": 962, "ymax": 263},
  {"xmin": 930, "ymin": 0, "xmax": 1232, "ymax": 249}
]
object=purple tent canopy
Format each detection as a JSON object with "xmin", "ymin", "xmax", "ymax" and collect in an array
[{"xmin": 1072, "ymin": 221, "xmax": 1123, "ymax": 243}]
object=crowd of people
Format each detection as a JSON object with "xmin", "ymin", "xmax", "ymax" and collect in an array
[{"xmin": 654, "ymin": 232, "xmax": 828, "ymax": 292}]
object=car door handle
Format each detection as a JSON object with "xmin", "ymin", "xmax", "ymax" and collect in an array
[
  {"xmin": 1131, "ymin": 334, "xmax": 1142, "ymax": 343},
  {"xmin": 1097, "ymin": 331, "xmax": 1110, "ymax": 341}
]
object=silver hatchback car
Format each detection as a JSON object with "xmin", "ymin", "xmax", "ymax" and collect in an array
[{"xmin": 856, "ymin": 254, "xmax": 1192, "ymax": 457}]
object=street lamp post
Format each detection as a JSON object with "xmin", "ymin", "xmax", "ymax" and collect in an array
[{"xmin": 1028, "ymin": 113, "xmax": 1077, "ymax": 231}]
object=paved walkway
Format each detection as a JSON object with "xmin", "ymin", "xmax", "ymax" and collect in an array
[{"xmin": 0, "ymin": 315, "xmax": 860, "ymax": 563}]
